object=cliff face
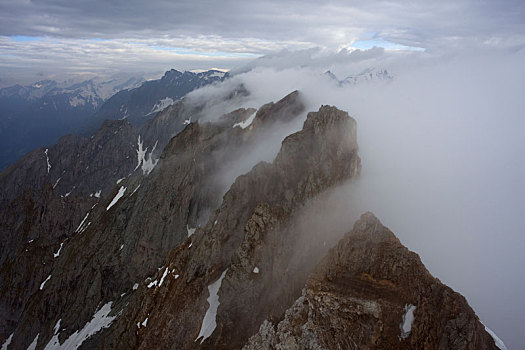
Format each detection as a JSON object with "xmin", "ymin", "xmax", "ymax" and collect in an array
[{"xmin": 0, "ymin": 89, "xmax": 503, "ymax": 350}]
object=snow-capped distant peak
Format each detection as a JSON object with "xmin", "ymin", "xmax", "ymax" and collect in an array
[
  {"xmin": 327, "ymin": 67, "xmax": 393, "ymax": 86},
  {"xmin": 207, "ymin": 71, "xmax": 226, "ymax": 79},
  {"xmin": 150, "ymin": 97, "xmax": 174, "ymax": 114}
]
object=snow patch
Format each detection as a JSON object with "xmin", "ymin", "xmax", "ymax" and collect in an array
[
  {"xmin": 399, "ymin": 304, "xmax": 416, "ymax": 339},
  {"xmin": 484, "ymin": 325, "xmax": 508, "ymax": 350},
  {"xmin": 253, "ymin": 266, "xmax": 259, "ymax": 274},
  {"xmin": 106, "ymin": 186, "xmax": 126, "ymax": 211},
  {"xmin": 195, "ymin": 269, "xmax": 228, "ymax": 344},
  {"xmin": 76, "ymin": 213, "xmax": 90, "ymax": 232},
  {"xmin": 27, "ymin": 334, "xmax": 39, "ymax": 350},
  {"xmin": 233, "ymin": 111, "xmax": 256, "ymax": 129},
  {"xmin": 135, "ymin": 136, "xmax": 158, "ymax": 175},
  {"xmin": 116, "ymin": 178, "xmax": 125, "ymax": 184},
  {"xmin": 183, "ymin": 118, "xmax": 191, "ymax": 125},
  {"xmin": 158, "ymin": 267, "xmax": 169, "ymax": 287},
  {"xmin": 147, "ymin": 280, "xmax": 157, "ymax": 288},
  {"xmin": 130, "ymin": 184, "xmax": 141, "ymax": 196},
  {"xmin": 45, "ymin": 149, "xmax": 51, "ymax": 173},
  {"xmin": 45, "ymin": 319, "xmax": 62, "ymax": 349},
  {"xmin": 40, "ymin": 274, "xmax": 51, "ymax": 290},
  {"xmin": 133, "ymin": 283, "xmax": 139, "ymax": 290},
  {"xmin": 44, "ymin": 302, "xmax": 115, "ymax": 349},
  {"xmin": 187, "ymin": 225, "xmax": 196, "ymax": 237},
  {"xmin": 79, "ymin": 222, "xmax": 91, "ymax": 234},
  {"xmin": 137, "ymin": 317, "xmax": 148, "ymax": 328},
  {"xmin": 54, "ymin": 319, "xmax": 62, "ymax": 334},
  {"xmin": 69, "ymin": 96, "xmax": 86, "ymax": 107},
  {"xmin": 1, "ymin": 333, "xmax": 13, "ymax": 350},
  {"xmin": 120, "ymin": 244, "xmax": 124, "ymax": 250},
  {"xmin": 53, "ymin": 243, "xmax": 63, "ymax": 258},
  {"xmin": 53, "ymin": 177, "xmax": 61, "ymax": 189},
  {"xmin": 208, "ymin": 71, "xmax": 226, "ymax": 79},
  {"xmin": 94, "ymin": 190, "xmax": 101, "ymax": 198},
  {"xmin": 150, "ymin": 97, "xmax": 174, "ymax": 114}
]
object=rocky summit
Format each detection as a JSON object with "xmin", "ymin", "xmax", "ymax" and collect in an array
[{"xmin": 0, "ymin": 90, "xmax": 503, "ymax": 350}]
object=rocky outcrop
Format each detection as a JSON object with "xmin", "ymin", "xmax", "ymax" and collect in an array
[
  {"xmin": 95, "ymin": 105, "xmax": 360, "ymax": 350},
  {"xmin": 245, "ymin": 212, "xmax": 499, "ymax": 350}
]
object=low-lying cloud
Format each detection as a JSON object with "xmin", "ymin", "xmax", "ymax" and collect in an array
[{"xmin": 179, "ymin": 47, "xmax": 524, "ymax": 348}]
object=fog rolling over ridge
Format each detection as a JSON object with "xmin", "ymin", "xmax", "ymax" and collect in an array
[
  {"xmin": 179, "ymin": 48, "xmax": 524, "ymax": 348},
  {"xmin": 0, "ymin": 46, "xmax": 521, "ymax": 348},
  {"xmin": 1, "ymin": 0, "xmax": 524, "ymax": 347}
]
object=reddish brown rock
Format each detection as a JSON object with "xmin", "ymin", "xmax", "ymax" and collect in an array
[{"xmin": 245, "ymin": 212, "xmax": 499, "ymax": 350}]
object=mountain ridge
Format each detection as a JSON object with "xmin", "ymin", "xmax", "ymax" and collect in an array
[{"xmin": 0, "ymin": 87, "xmax": 505, "ymax": 349}]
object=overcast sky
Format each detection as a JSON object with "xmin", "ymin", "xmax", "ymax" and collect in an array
[{"xmin": 0, "ymin": 0, "xmax": 524, "ymax": 85}]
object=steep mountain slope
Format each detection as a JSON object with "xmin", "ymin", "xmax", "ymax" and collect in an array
[{"xmin": 0, "ymin": 90, "xmax": 304, "ymax": 348}]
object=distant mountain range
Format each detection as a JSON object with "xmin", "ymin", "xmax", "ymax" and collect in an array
[
  {"xmin": 325, "ymin": 67, "xmax": 393, "ymax": 85},
  {"xmin": 88, "ymin": 69, "xmax": 226, "ymax": 129},
  {"xmin": 0, "ymin": 69, "xmax": 226, "ymax": 171}
]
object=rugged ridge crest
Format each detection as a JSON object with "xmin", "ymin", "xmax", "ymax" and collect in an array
[{"xmin": 245, "ymin": 212, "xmax": 499, "ymax": 349}]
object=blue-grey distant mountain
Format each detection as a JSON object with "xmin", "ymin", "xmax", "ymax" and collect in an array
[
  {"xmin": 0, "ymin": 69, "xmax": 226, "ymax": 171},
  {"xmin": 87, "ymin": 69, "xmax": 227, "ymax": 130},
  {"xmin": 325, "ymin": 67, "xmax": 393, "ymax": 85},
  {"xmin": 0, "ymin": 75, "xmax": 145, "ymax": 170}
]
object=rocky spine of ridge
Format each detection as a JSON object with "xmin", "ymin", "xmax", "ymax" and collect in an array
[
  {"xmin": 93, "ymin": 105, "xmax": 360, "ymax": 349},
  {"xmin": 1, "ymin": 92, "xmax": 306, "ymax": 349},
  {"xmin": 245, "ymin": 212, "xmax": 500, "ymax": 350}
]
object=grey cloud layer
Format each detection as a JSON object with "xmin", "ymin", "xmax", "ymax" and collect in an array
[
  {"xmin": 1, "ymin": 0, "xmax": 525, "ymax": 85},
  {"xmin": 1, "ymin": 0, "xmax": 524, "ymax": 49}
]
